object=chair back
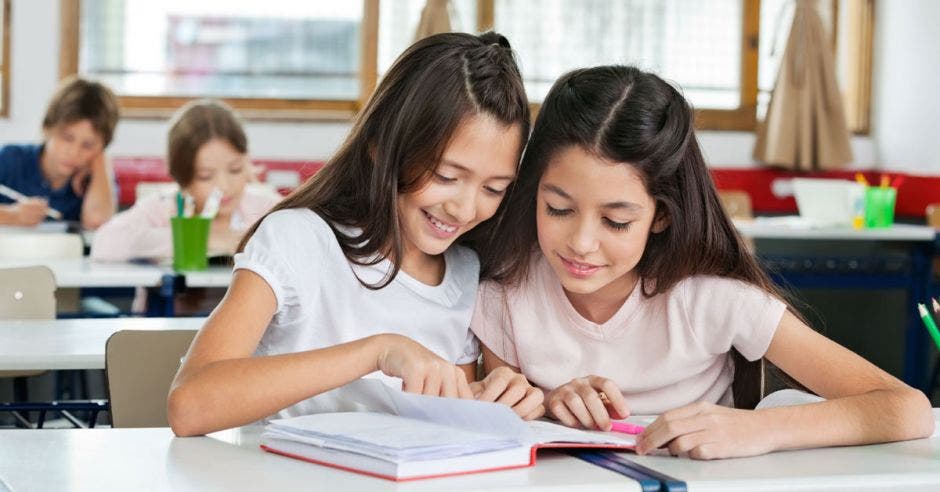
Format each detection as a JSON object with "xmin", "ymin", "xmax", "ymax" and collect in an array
[
  {"xmin": 927, "ymin": 204, "xmax": 940, "ymax": 229},
  {"xmin": 0, "ymin": 233, "xmax": 83, "ymax": 259},
  {"xmin": 105, "ymin": 330, "xmax": 197, "ymax": 428},
  {"xmin": 0, "ymin": 266, "xmax": 56, "ymax": 377},
  {"xmin": 0, "ymin": 266, "xmax": 56, "ymax": 319}
]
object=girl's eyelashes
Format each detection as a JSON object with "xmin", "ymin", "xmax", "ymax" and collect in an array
[
  {"xmin": 433, "ymin": 172, "xmax": 457, "ymax": 183},
  {"xmin": 545, "ymin": 203, "xmax": 632, "ymax": 231},
  {"xmin": 545, "ymin": 204, "xmax": 572, "ymax": 216},
  {"xmin": 603, "ymin": 218, "xmax": 631, "ymax": 231},
  {"xmin": 484, "ymin": 186, "xmax": 506, "ymax": 197}
]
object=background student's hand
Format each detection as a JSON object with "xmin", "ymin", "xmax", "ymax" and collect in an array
[
  {"xmin": 375, "ymin": 334, "xmax": 475, "ymax": 400},
  {"xmin": 635, "ymin": 401, "xmax": 773, "ymax": 460},
  {"xmin": 545, "ymin": 375, "xmax": 629, "ymax": 431},
  {"xmin": 470, "ymin": 366, "xmax": 545, "ymax": 420},
  {"xmin": 208, "ymin": 224, "xmax": 245, "ymax": 256},
  {"xmin": 10, "ymin": 198, "xmax": 50, "ymax": 226},
  {"xmin": 70, "ymin": 152, "xmax": 106, "ymax": 197}
]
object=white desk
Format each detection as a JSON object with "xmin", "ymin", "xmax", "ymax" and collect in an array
[
  {"xmin": 734, "ymin": 218, "xmax": 936, "ymax": 241},
  {"xmin": 0, "ymin": 317, "xmax": 204, "ymax": 371},
  {"xmin": 628, "ymin": 409, "xmax": 940, "ymax": 491},
  {"xmin": 0, "ymin": 425, "xmax": 640, "ymax": 492},
  {"xmin": 180, "ymin": 266, "xmax": 233, "ymax": 288},
  {"xmin": 0, "ymin": 257, "xmax": 166, "ymax": 288},
  {"xmin": 2, "ymin": 419, "xmax": 940, "ymax": 492}
]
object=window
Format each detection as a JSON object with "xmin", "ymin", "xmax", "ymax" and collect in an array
[
  {"xmin": 1, "ymin": 0, "xmax": 9, "ymax": 117},
  {"xmin": 63, "ymin": 0, "xmax": 377, "ymax": 118},
  {"xmin": 61, "ymin": 0, "xmax": 870, "ymax": 130}
]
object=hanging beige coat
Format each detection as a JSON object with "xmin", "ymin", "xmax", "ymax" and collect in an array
[
  {"xmin": 414, "ymin": 0, "xmax": 452, "ymax": 42},
  {"xmin": 753, "ymin": 0, "xmax": 853, "ymax": 170}
]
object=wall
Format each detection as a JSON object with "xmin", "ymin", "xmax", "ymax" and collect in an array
[
  {"xmin": 870, "ymin": 0, "xmax": 940, "ymax": 174},
  {"xmin": 0, "ymin": 0, "xmax": 921, "ymax": 171}
]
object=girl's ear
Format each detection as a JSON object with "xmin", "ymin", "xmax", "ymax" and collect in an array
[{"xmin": 651, "ymin": 210, "xmax": 670, "ymax": 233}]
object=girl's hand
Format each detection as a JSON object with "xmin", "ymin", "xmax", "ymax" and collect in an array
[
  {"xmin": 375, "ymin": 334, "xmax": 475, "ymax": 400},
  {"xmin": 545, "ymin": 375, "xmax": 629, "ymax": 431},
  {"xmin": 471, "ymin": 366, "xmax": 544, "ymax": 420},
  {"xmin": 635, "ymin": 402, "xmax": 773, "ymax": 460}
]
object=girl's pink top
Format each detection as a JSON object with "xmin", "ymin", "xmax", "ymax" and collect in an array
[{"xmin": 90, "ymin": 188, "xmax": 280, "ymax": 262}]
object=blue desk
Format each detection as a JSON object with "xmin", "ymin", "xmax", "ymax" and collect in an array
[{"xmin": 736, "ymin": 220, "xmax": 937, "ymax": 390}]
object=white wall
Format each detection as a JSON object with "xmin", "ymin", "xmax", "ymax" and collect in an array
[
  {"xmin": 870, "ymin": 0, "xmax": 940, "ymax": 174},
  {"xmin": 0, "ymin": 0, "xmax": 901, "ymax": 170}
]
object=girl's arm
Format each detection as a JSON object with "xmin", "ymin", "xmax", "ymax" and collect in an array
[
  {"xmin": 637, "ymin": 310, "xmax": 934, "ymax": 459},
  {"xmin": 79, "ymin": 153, "xmax": 117, "ymax": 229},
  {"xmin": 474, "ymin": 344, "xmax": 545, "ymax": 420},
  {"xmin": 168, "ymin": 269, "xmax": 474, "ymax": 437}
]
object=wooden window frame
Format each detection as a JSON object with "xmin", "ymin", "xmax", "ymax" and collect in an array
[
  {"xmin": 60, "ymin": 0, "xmax": 871, "ymax": 131},
  {"xmin": 1, "ymin": 0, "xmax": 10, "ymax": 117},
  {"xmin": 59, "ymin": 0, "xmax": 379, "ymax": 120}
]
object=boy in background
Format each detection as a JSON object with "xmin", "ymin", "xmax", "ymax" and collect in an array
[{"xmin": 0, "ymin": 76, "xmax": 119, "ymax": 229}]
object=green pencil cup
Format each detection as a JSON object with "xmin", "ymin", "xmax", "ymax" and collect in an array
[
  {"xmin": 863, "ymin": 187, "xmax": 897, "ymax": 228},
  {"xmin": 171, "ymin": 216, "xmax": 211, "ymax": 271}
]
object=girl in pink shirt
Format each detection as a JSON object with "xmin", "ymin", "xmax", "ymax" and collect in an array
[
  {"xmin": 91, "ymin": 100, "xmax": 280, "ymax": 261},
  {"xmin": 470, "ymin": 65, "xmax": 933, "ymax": 459}
]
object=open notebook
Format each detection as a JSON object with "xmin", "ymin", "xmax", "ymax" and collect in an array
[{"xmin": 260, "ymin": 379, "xmax": 638, "ymax": 481}]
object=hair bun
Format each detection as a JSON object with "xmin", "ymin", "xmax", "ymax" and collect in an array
[{"xmin": 479, "ymin": 31, "xmax": 511, "ymax": 49}]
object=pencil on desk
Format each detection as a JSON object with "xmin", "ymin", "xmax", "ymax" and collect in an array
[
  {"xmin": 0, "ymin": 183, "xmax": 64, "ymax": 220},
  {"xmin": 918, "ymin": 303, "xmax": 940, "ymax": 351}
]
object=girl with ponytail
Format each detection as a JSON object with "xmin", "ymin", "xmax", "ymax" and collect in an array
[
  {"xmin": 471, "ymin": 65, "xmax": 932, "ymax": 459},
  {"xmin": 169, "ymin": 32, "xmax": 541, "ymax": 436}
]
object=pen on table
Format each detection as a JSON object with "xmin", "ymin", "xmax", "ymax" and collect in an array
[
  {"xmin": 917, "ymin": 303, "xmax": 940, "ymax": 351},
  {"xmin": 0, "ymin": 183, "xmax": 64, "ymax": 220}
]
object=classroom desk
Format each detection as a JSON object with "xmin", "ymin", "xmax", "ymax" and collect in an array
[
  {"xmin": 0, "ymin": 257, "xmax": 166, "ymax": 288},
  {"xmin": 734, "ymin": 220, "xmax": 937, "ymax": 390},
  {"xmin": 179, "ymin": 265, "xmax": 233, "ymax": 288},
  {"xmin": 0, "ymin": 257, "xmax": 233, "ymax": 316},
  {"xmin": 2, "ymin": 413, "xmax": 940, "ymax": 492},
  {"xmin": 0, "ymin": 317, "xmax": 204, "ymax": 371},
  {"xmin": 626, "ymin": 409, "xmax": 940, "ymax": 491},
  {"xmin": 0, "ymin": 425, "xmax": 641, "ymax": 492}
]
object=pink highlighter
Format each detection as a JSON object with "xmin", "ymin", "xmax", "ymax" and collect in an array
[{"xmin": 609, "ymin": 421, "xmax": 646, "ymax": 435}]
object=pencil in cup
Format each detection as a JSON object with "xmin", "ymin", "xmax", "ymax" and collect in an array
[
  {"xmin": 917, "ymin": 303, "xmax": 940, "ymax": 351},
  {"xmin": 0, "ymin": 184, "xmax": 63, "ymax": 220}
]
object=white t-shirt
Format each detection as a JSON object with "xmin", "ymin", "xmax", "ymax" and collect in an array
[
  {"xmin": 233, "ymin": 208, "xmax": 481, "ymax": 419},
  {"xmin": 471, "ymin": 253, "xmax": 786, "ymax": 414}
]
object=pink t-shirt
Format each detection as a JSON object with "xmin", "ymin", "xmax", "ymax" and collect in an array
[
  {"xmin": 471, "ymin": 254, "xmax": 786, "ymax": 414},
  {"xmin": 91, "ymin": 188, "xmax": 280, "ymax": 262}
]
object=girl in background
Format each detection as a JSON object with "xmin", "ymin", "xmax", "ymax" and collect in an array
[
  {"xmin": 168, "ymin": 32, "xmax": 542, "ymax": 437},
  {"xmin": 472, "ymin": 65, "xmax": 932, "ymax": 459},
  {"xmin": 92, "ymin": 99, "xmax": 280, "ymax": 261}
]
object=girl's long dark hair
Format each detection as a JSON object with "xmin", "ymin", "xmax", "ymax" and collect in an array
[
  {"xmin": 480, "ymin": 65, "xmax": 796, "ymax": 409},
  {"xmin": 239, "ymin": 32, "xmax": 529, "ymax": 289}
]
